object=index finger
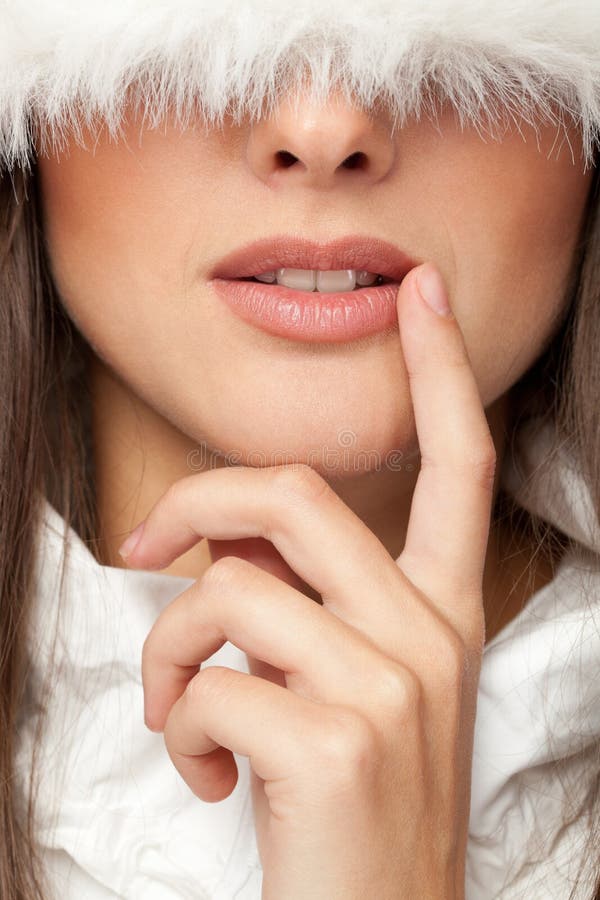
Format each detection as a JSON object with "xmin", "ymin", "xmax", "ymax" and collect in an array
[{"xmin": 395, "ymin": 263, "xmax": 497, "ymax": 634}]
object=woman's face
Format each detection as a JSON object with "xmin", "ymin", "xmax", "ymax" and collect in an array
[{"xmin": 35, "ymin": 91, "xmax": 595, "ymax": 476}]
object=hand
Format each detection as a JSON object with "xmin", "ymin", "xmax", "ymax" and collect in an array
[{"xmin": 121, "ymin": 262, "xmax": 497, "ymax": 899}]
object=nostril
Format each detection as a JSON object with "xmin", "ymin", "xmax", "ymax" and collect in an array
[
  {"xmin": 275, "ymin": 150, "xmax": 298, "ymax": 168},
  {"xmin": 342, "ymin": 152, "xmax": 367, "ymax": 170},
  {"xmin": 274, "ymin": 150, "xmax": 367, "ymax": 172}
]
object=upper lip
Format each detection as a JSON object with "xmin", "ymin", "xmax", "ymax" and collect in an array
[{"xmin": 210, "ymin": 235, "xmax": 420, "ymax": 283}]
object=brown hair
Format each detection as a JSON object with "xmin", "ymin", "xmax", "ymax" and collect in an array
[
  {"xmin": 0, "ymin": 160, "xmax": 97, "ymax": 899},
  {"xmin": 0, "ymin": 146, "xmax": 599, "ymax": 898}
]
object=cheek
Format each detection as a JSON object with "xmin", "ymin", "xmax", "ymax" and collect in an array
[
  {"xmin": 433, "ymin": 137, "xmax": 592, "ymax": 407},
  {"xmin": 33, "ymin": 110, "xmax": 594, "ymax": 470},
  {"xmin": 35, "ymin": 119, "xmax": 217, "ymax": 349}
]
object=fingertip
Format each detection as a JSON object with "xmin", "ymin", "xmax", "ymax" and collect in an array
[
  {"xmin": 118, "ymin": 520, "xmax": 146, "ymax": 561},
  {"xmin": 145, "ymin": 720, "xmax": 163, "ymax": 734},
  {"xmin": 415, "ymin": 263, "xmax": 454, "ymax": 319},
  {"xmin": 396, "ymin": 263, "xmax": 454, "ymax": 322},
  {"xmin": 144, "ymin": 703, "xmax": 164, "ymax": 733},
  {"xmin": 395, "ymin": 263, "xmax": 424, "ymax": 316},
  {"xmin": 186, "ymin": 747, "xmax": 239, "ymax": 803}
]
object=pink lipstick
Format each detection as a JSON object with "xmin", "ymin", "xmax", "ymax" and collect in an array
[{"xmin": 210, "ymin": 234, "xmax": 419, "ymax": 343}]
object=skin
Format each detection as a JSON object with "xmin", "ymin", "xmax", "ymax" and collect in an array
[
  {"xmin": 34, "ymin": 89, "xmax": 594, "ymax": 896},
  {"xmin": 35, "ymin": 92, "xmax": 593, "ymax": 645},
  {"xmin": 126, "ymin": 274, "xmax": 497, "ymax": 898}
]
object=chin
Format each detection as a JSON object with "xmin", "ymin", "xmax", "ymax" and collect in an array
[{"xmin": 191, "ymin": 413, "xmax": 420, "ymax": 482}]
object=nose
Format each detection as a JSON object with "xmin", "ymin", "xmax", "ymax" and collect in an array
[{"xmin": 245, "ymin": 88, "xmax": 396, "ymax": 190}]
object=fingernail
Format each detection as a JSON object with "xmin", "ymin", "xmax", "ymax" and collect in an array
[
  {"xmin": 118, "ymin": 520, "xmax": 146, "ymax": 560},
  {"xmin": 416, "ymin": 265, "xmax": 454, "ymax": 319}
]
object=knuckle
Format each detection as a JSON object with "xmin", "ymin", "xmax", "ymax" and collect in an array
[
  {"xmin": 270, "ymin": 463, "xmax": 332, "ymax": 508},
  {"xmin": 182, "ymin": 669, "xmax": 205, "ymax": 707},
  {"xmin": 425, "ymin": 433, "xmax": 496, "ymax": 492},
  {"xmin": 163, "ymin": 473, "xmax": 194, "ymax": 510},
  {"xmin": 141, "ymin": 610, "xmax": 167, "ymax": 668},
  {"xmin": 183, "ymin": 665, "xmax": 227, "ymax": 706},
  {"xmin": 200, "ymin": 554, "xmax": 249, "ymax": 592},
  {"xmin": 468, "ymin": 436, "xmax": 497, "ymax": 490},
  {"xmin": 375, "ymin": 661, "xmax": 423, "ymax": 722},
  {"xmin": 318, "ymin": 708, "xmax": 378, "ymax": 775}
]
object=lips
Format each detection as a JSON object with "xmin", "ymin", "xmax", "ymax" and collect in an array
[
  {"xmin": 209, "ymin": 234, "xmax": 421, "ymax": 343},
  {"xmin": 210, "ymin": 234, "xmax": 419, "ymax": 283}
]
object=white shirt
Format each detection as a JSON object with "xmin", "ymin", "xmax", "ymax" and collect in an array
[{"xmin": 15, "ymin": 417, "xmax": 600, "ymax": 899}]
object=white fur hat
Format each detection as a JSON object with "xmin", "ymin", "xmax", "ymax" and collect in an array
[{"xmin": 1, "ymin": 0, "xmax": 600, "ymax": 174}]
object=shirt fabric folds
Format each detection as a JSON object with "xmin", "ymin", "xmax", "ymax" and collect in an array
[{"xmin": 15, "ymin": 417, "xmax": 600, "ymax": 899}]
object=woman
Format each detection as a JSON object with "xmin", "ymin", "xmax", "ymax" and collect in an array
[{"xmin": 1, "ymin": 1, "xmax": 599, "ymax": 897}]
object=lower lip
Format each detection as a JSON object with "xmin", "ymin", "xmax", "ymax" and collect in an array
[{"xmin": 211, "ymin": 278, "xmax": 402, "ymax": 343}]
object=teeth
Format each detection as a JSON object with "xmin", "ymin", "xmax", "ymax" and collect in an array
[
  {"xmin": 254, "ymin": 268, "xmax": 380, "ymax": 291},
  {"xmin": 315, "ymin": 270, "xmax": 356, "ymax": 293},
  {"xmin": 355, "ymin": 270, "xmax": 378, "ymax": 286},
  {"xmin": 254, "ymin": 271, "xmax": 277, "ymax": 283},
  {"xmin": 276, "ymin": 268, "xmax": 317, "ymax": 291}
]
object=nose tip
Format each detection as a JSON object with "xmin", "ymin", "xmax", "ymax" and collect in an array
[{"xmin": 246, "ymin": 89, "xmax": 396, "ymax": 189}]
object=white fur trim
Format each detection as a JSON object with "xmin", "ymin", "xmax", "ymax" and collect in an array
[{"xmin": 1, "ymin": 0, "xmax": 600, "ymax": 172}]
